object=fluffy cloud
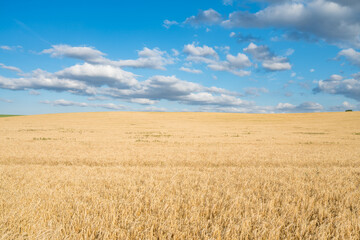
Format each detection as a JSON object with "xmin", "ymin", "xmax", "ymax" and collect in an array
[
  {"xmin": 313, "ymin": 73, "xmax": 360, "ymax": 101},
  {"xmin": 0, "ymin": 69, "xmax": 96, "ymax": 95},
  {"xmin": 42, "ymin": 45, "xmax": 107, "ymax": 63},
  {"xmin": 0, "ymin": 63, "xmax": 22, "ymax": 73},
  {"xmin": 183, "ymin": 43, "xmax": 252, "ymax": 77},
  {"xmin": 43, "ymin": 45, "xmax": 174, "ymax": 70},
  {"xmin": 183, "ymin": 44, "xmax": 219, "ymax": 60},
  {"xmin": 115, "ymin": 47, "xmax": 174, "ymax": 70},
  {"xmin": 329, "ymin": 101, "xmax": 358, "ymax": 111},
  {"xmin": 275, "ymin": 101, "xmax": 323, "ymax": 112},
  {"xmin": 184, "ymin": 9, "xmax": 222, "ymax": 26},
  {"xmin": 244, "ymin": 43, "xmax": 291, "ymax": 71},
  {"xmin": 0, "ymin": 46, "xmax": 249, "ymax": 108},
  {"xmin": 207, "ymin": 53, "xmax": 252, "ymax": 76},
  {"xmin": 179, "ymin": 67, "xmax": 203, "ymax": 74},
  {"xmin": 56, "ymin": 63, "xmax": 138, "ymax": 88},
  {"xmin": 222, "ymin": 0, "xmax": 360, "ymax": 48},
  {"xmin": 101, "ymin": 75, "xmax": 244, "ymax": 107},
  {"xmin": 337, "ymin": 48, "xmax": 360, "ymax": 67}
]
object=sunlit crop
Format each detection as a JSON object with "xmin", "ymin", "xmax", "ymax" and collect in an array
[{"xmin": 1, "ymin": 112, "xmax": 359, "ymax": 239}]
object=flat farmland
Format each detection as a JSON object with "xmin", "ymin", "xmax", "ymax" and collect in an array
[{"xmin": 1, "ymin": 112, "xmax": 360, "ymax": 239}]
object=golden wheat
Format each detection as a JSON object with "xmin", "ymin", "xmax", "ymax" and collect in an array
[{"xmin": 1, "ymin": 112, "xmax": 360, "ymax": 239}]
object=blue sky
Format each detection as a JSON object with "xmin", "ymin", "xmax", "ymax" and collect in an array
[{"xmin": 1, "ymin": 0, "xmax": 360, "ymax": 114}]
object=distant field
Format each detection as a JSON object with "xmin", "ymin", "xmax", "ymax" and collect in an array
[
  {"xmin": 0, "ymin": 112, "xmax": 359, "ymax": 239},
  {"xmin": 0, "ymin": 115, "xmax": 21, "ymax": 118}
]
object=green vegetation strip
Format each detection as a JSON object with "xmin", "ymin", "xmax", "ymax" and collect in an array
[{"xmin": 0, "ymin": 115, "xmax": 22, "ymax": 118}]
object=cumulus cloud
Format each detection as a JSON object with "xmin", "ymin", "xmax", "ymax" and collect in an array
[
  {"xmin": 42, "ymin": 45, "xmax": 174, "ymax": 70},
  {"xmin": 222, "ymin": 0, "xmax": 360, "ymax": 48},
  {"xmin": 101, "ymin": 75, "xmax": 244, "ymax": 107},
  {"xmin": 115, "ymin": 47, "xmax": 174, "ymax": 70},
  {"xmin": 0, "ymin": 63, "xmax": 22, "ymax": 73},
  {"xmin": 337, "ymin": 48, "xmax": 360, "ymax": 67},
  {"xmin": 244, "ymin": 43, "xmax": 291, "ymax": 71},
  {"xmin": 329, "ymin": 101, "xmax": 358, "ymax": 111},
  {"xmin": 183, "ymin": 43, "xmax": 219, "ymax": 60},
  {"xmin": 183, "ymin": 43, "xmax": 252, "ymax": 77},
  {"xmin": 179, "ymin": 67, "xmax": 203, "ymax": 74},
  {"xmin": 275, "ymin": 101, "xmax": 323, "ymax": 112},
  {"xmin": 0, "ymin": 47, "xmax": 249, "ymax": 108},
  {"xmin": 207, "ymin": 53, "xmax": 252, "ymax": 76},
  {"xmin": 184, "ymin": 9, "xmax": 222, "ymax": 26},
  {"xmin": 55, "ymin": 63, "xmax": 139, "ymax": 88},
  {"xmin": 313, "ymin": 73, "xmax": 360, "ymax": 101},
  {"xmin": 42, "ymin": 45, "xmax": 107, "ymax": 63},
  {"xmin": 0, "ymin": 69, "xmax": 96, "ymax": 95}
]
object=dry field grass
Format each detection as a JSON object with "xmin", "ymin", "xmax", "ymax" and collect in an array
[{"xmin": 0, "ymin": 111, "xmax": 360, "ymax": 239}]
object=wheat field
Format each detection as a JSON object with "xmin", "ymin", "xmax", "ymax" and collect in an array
[{"xmin": 0, "ymin": 112, "xmax": 359, "ymax": 239}]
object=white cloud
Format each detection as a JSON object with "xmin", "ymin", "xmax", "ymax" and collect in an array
[
  {"xmin": 112, "ymin": 47, "xmax": 174, "ymax": 70},
  {"xmin": 163, "ymin": 20, "xmax": 178, "ymax": 29},
  {"xmin": 276, "ymin": 101, "xmax": 323, "ymax": 112},
  {"xmin": 42, "ymin": 44, "xmax": 107, "ymax": 63},
  {"xmin": 222, "ymin": 0, "xmax": 360, "ymax": 48},
  {"xmin": 184, "ymin": 9, "xmax": 222, "ymax": 26},
  {"xmin": 229, "ymin": 32, "xmax": 236, "ymax": 37},
  {"xmin": 0, "ymin": 63, "xmax": 22, "ymax": 73},
  {"xmin": 172, "ymin": 49, "xmax": 180, "ymax": 56},
  {"xmin": 183, "ymin": 43, "xmax": 219, "ymax": 59},
  {"xmin": 0, "ymin": 45, "xmax": 22, "ymax": 51},
  {"xmin": 41, "ymin": 99, "xmax": 126, "ymax": 110},
  {"xmin": 337, "ymin": 48, "xmax": 360, "ymax": 67},
  {"xmin": 207, "ymin": 53, "xmax": 252, "ymax": 76},
  {"xmin": 329, "ymin": 101, "xmax": 358, "ymax": 111},
  {"xmin": 244, "ymin": 43, "xmax": 291, "ymax": 71},
  {"xmin": 130, "ymin": 98, "xmax": 157, "ymax": 105},
  {"xmin": 310, "ymin": 68, "xmax": 315, "ymax": 72},
  {"xmin": 56, "ymin": 63, "xmax": 139, "ymax": 88},
  {"xmin": 43, "ymin": 45, "xmax": 174, "ymax": 70},
  {"xmin": 179, "ymin": 67, "xmax": 203, "ymax": 74},
  {"xmin": 184, "ymin": 43, "xmax": 252, "ymax": 77},
  {"xmin": 0, "ymin": 69, "xmax": 96, "ymax": 95},
  {"xmin": 314, "ymin": 73, "xmax": 360, "ymax": 101}
]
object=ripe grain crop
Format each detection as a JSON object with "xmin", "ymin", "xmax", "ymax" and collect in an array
[{"xmin": 0, "ymin": 112, "xmax": 360, "ymax": 239}]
